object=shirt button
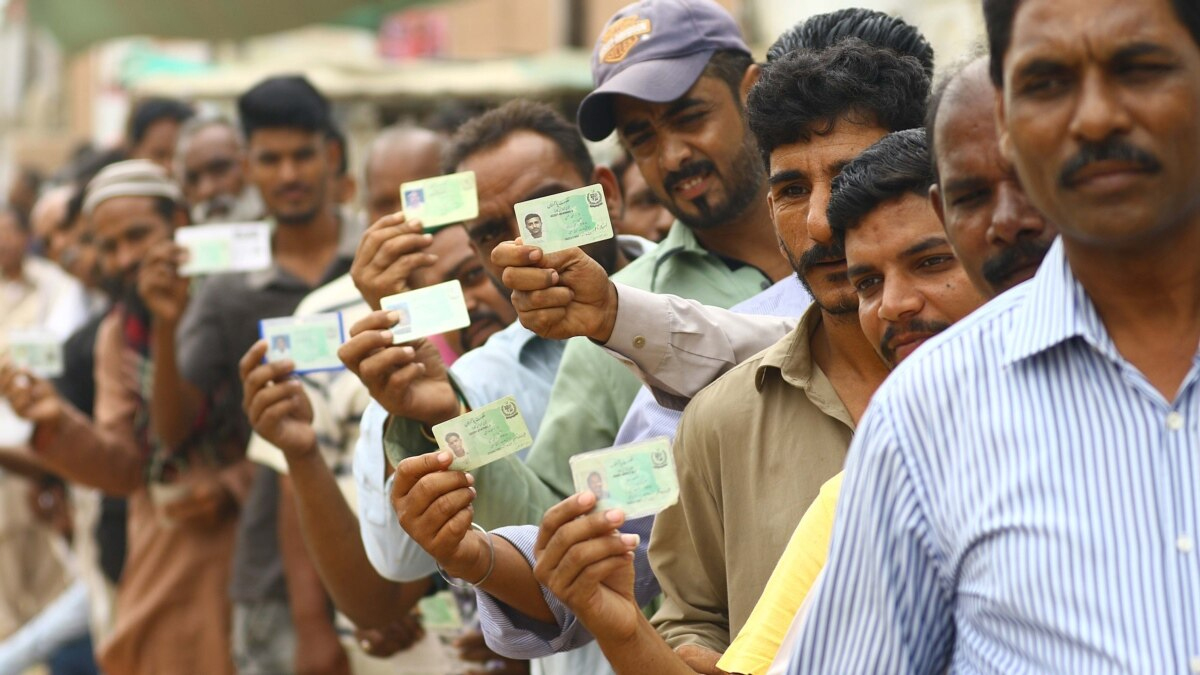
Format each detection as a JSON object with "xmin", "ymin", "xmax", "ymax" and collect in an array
[
  {"xmin": 1178, "ymin": 535, "xmax": 1194, "ymax": 553},
  {"xmin": 632, "ymin": 335, "xmax": 646, "ymax": 349},
  {"xmin": 1168, "ymin": 411, "xmax": 1184, "ymax": 431},
  {"xmin": 1190, "ymin": 656, "xmax": 1200, "ymax": 673}
]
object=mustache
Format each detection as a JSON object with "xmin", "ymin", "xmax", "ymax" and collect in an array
[
  {"xmin": 880, "ymin": 317, "xmax": 953, "ymax": 365},
  {"xmin": 981, "ymin": 237, "xmax": 1052, "ymax": 288},
  {"xmin": 797, "ymin": 241, "xmax": 846, "ymax": 276},
  {"xmin": 1059, "ymin": 140, "xmax": 1162, "ymax": 188},
  {"xmin": 663, "ymin": 161, "xmax": 717, "ymax": 195},
  {"xmin": 273, "ymin": 182, "xmax": 311, "ymax": 197}
]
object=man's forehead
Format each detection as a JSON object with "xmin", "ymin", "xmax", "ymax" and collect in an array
[
  {"xmin": 1005, "ymin": 0, "xmax": 1181, "ymax": 74},
  {"xmin": 769, "ymin": 124, "xmax": 889, "ymax": 176},
  {"xmin": 613, "ymin": 75, "xmax": 727, "ymax": 126}
]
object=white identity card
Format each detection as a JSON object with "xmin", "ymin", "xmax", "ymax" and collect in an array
[
  {"xmin": 176, "ymin": 222, "xmax": 272, "ymax": 276},
  {"xmin": 259, "ymin": 312, "xmax": 346, "ymax": 374},
  {"xmin": 379, "ymin": 280, "xmax": 470, "ymax": 345},
  {"xmin": 7, "ymin": 330, "xmax": 64, "ymax": 378}
]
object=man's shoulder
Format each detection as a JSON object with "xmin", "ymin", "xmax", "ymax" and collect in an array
[
  {"xmin": 683, "ymin": 339, "xmax": 779, "ymax": 420},
  {"xmin": 295, "ymin": 273, "xmax": 360, "ymax": 316},
  {"xmin": 609, "ymin": 242, "xmax": 663, "ymax": 289}
]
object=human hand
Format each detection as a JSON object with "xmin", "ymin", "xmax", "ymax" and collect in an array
[
  {"xmin": 0, "ymin": 362, "xmax": 64, "ymax": 432},
  {"xmin": 491, "ymin": 240, "xmax": 619, "ymax": 342},
  {"xmin": 532, "ymin": 492, "xmax": 641, "ymax": 645},
  {"xmin": 351, "ymin": 212, "xmax": 438, "ymax": 311},
  {"xmin": 391, "ymin": 451, "xmax": 488, "ymax": 581},
  {"xmin": 239, "ymin": 340, "xmax": 317, "ymax": 461},
  {"xmin": 337, "ymin": 311, "xmax": 458, "ymax": 427},
  {"xmin": 455, "ymin": 629, "xmax": 530, "ymax": 675},
  {"xmin": 137, "ymin": 240, "xmax": 190, "ymax": 324},
  {"xmin": 354, "ymin": 613, "xmax": 425, "ymax": 657}
]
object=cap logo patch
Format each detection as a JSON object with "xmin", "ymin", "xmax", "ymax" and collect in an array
[{"xmin": 599, "ymin": 15, "xmax": 652, "ymax": 64}]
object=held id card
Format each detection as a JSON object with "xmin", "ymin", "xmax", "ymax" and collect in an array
[
  {"xmin": 431, "ymin": 395, "xmax": 533, "ymax": 472},
  {"xmin": 570, "ymin": 437, "xmax": 679, "ymax": 520},
  {"xmin": 514, "ymin": 184, "xmax": 614, "ymax": 253},
  {"xmin": 6, "ymin": 330, "xmax": 65, "ymax": 378},
  {"xmin": 400, "ymin": 171, "xmax": 479, "ymax": 232},
  {"xmin": 176, "ymin": 222, "xmax": 272, "ymax": 276},
  {"xmin": 258, "ymin": 312, "xmax": 346, "ymax": 374},
  {"xmin": 379, "ymin": 279, "xmax": 470, "ymax": 345}
]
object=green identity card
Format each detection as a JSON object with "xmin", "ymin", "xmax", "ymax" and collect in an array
[
  {"xmin": 401, "ymin": 171, "xmax": 479, "ymax": 232},
  {"xmin": 176, "ymin": 222, "xmax": 272, "ymax": 276},
  {"xmin": 431, "ymin": 395, "xmax": 533, "ymax": 472},
  {"xmin": 7, "ymin": 330, "xmax": 64, "ymax": 378},
  {"xmin": 570, "ymin": 437, "xmax": 679, "ymax": 520},
  {"xmin": 258, "ymin": 312, "xmax": 345, "ymax": 374},
  {"xmin": 379, "ymin": 279, "xmax": 470, "ymax": 345},
  {"xmin": 514, "ymin": 183, "xmax": 614, "ymax": 253}
]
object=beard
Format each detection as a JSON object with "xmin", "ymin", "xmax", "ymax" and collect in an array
[{"xmin": 661, "ymin": 132, "xmax": 765, "ymax": 232}]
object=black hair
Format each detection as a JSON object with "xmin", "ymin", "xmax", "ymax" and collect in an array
[
  {"xmin": 443, "ymin": 100, "xmax": 594, "ymax": 183},
  {"xmin": 983, "ymin": 0, "xmax": 1200, "ymax": 85},
  {"xmin": 828, "ymin": 128, "xmax": 933, "ymax": 244},
  {"xmin": 747, "ymin": 39, "xmax": 930, "ymax": 169},
  {"xmin": 924, "ymin": 48, "xmax": 989, "ymax": 184},
  {"xmin": 768, "ymin": 7, "xmax": 934, "ymax": 78},
  {"xmin": 701, "ymin": 49, "xmax": 756, "ymax": 100},
  {"xmin": 237, "ymin": 75, "xmax": 332, "ymax": 141},
  {"xmin": 127, "ymin": 98, "xmax": 194, "ymax": 147}
]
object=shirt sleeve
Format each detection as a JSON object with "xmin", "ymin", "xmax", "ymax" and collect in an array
[
  {"xmin": 787, "ymin": 399, "xmax": 954, "ymax": 674},
  {"xmin": 603, "ymin": 284, "xmax": 796, "ymax": 406},
  {"xmin": 476, "ymin": 516, "xmax": 659, "ymax": 660},
  {"xmin": 354, "ymin": 401, "xmax": 438, "ymax": 582},
  {"xmin": 719, "ymin": 473, "xmax": 843, "ymax": 675},
  {"xmin": 647, "ymin": 401, "xmax": 731, "ymax": 654},
  {"xmin": 613, "ymin": 387, "xmax": 682, "ymax": 446}
]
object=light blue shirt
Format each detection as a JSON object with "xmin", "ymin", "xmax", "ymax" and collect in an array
[{"xmin": 790, "ymin": 238, "xmax": 1200, "ymax": 674}]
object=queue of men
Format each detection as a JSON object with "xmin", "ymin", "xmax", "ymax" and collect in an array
[{"xmin": 2, "ymin": 0, "xmax": 1199, "ymax": 672}]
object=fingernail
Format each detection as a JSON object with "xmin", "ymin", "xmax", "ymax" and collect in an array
[
  {"xmin": 621, "ymin": 533, "xmax": 640, "ymax": 547},
  {"xmin": 379, "ymin": 330, "xmax": 393, "ymax": 341},
  {"xmin": 577, "ymin": 492, "xmax": 593, "ymax": 506},
  {"xmin": 437, "ymin": 451, "xmax": 451, "ymax": 463},
  {"xmin": 468, "ymin": 486, "xmax": 477, "ymax": 497},
  {"xmin": 401, "ymin": 346, "xmax": 415, "ymax": 357},
  {"xmin": 465, "ymin": 472, "xmax": 475, "ymax": 485},
  {"xmin": 423, "ymin": 234, "xmax": 433, "ymax": 242},
  {"xmin": 550, "ymin": 271, "xmax": 559, "ymax": 284},
  {"xmin": 387, "ymin": 311, "xmax": 400, "ymax": 323},
  {"xmin": 605, "ymin": 509, "xmax": 623, "ymax": 523}
]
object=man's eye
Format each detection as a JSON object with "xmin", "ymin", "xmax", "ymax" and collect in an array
[
  {"xmin": 918, "ymin": 255, "xmax": 955, "ymax": 269},
  {"xmin": 854, "ymin": 276, "xmax": 881, "ymax": 293},
  {"xmin": 779, "ymin": 184, "xmax": 810, "ymax": 199},
  {"xmin": 461, "ymin": 267, "xmax": 486, "ymax": 286},
  {"xmin": 951, "ymin": 189, "xmax": 989, "ymax": 208}
]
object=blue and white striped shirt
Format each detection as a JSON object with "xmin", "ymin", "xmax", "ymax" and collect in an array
[{"xmin": 789, "ymin": 238, "xmax": 1200, "ymax": 674}]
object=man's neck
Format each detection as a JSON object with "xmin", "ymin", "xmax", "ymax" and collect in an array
[
  {"xmin": 690, "ymin": 187, "xmax": 792, "ymax": 282},
  {"xmin": 1065, "ymin": 216, "xmax": 1200, "ymax": 400},
  {"xmin": 272, "ymin": 207, "xmax": 341, "ymax": 285},
  {"xmin": 809, "ymin": 309, "xmax": 890, "ymax": 423}
]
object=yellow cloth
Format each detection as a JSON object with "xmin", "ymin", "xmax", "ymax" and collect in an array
[{"xmin": 717, "ymin": 472, "xmax": 843, "ymax": 675}]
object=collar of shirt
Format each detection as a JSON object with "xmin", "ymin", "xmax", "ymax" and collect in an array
[
  {"xmin": 642, "ymin": 220, "xmax": 769, "ymax": 289},
  {"xmin": 753, "ymin": 303, "xmax": 853, "ymax": 428},
  {"xmin": 244, "ymin": 215, "xmax": 360, "ymax": 291},
  {"xmin": 1003, "ymin": 237, "xmax": 1123, "ymax": 367}
]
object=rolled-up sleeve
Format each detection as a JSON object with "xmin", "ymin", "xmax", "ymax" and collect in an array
[{"xmin": 477, "ymin": 516, "xmax": 660, "ymax": 660}]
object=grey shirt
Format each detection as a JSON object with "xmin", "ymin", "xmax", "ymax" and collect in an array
[{"xmin": 176, "ymin": 223, "xmax": 357, "ymax": 603}]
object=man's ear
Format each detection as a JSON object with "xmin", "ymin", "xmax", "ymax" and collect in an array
[
  {"xmin": 325, "ymin": 137, "xmax": 344, "ymax": 174},
  {"xmin": 929, "ymin": 183, "xmax": 946, "ymax": 227},
  {"xmin": 173, "ymin": 205, "xmax": 190, "ymax": 229},
  {"xmin": 739, "ymin": 63, "xmax": 762, "ymax": 106},
  {"xmin": 594, "ymin": 165, "xmax": 624, "ymax": 220}
]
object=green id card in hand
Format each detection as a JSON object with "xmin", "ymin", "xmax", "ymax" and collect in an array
[
  {"xmin": 401, "ymin": 171, "xmax": 479, "ymax": 232},
  {"xmin": 514, "ymin": 184, "xmax": 614, "ymax": 253},
  {"xmin": 431, "ymin": 395, "xmax": 533, "ymax": 472},
  {"xmin": 258, "ymin": 313, "xmax": 345, "ymax": 374},
  {"xmin": 570, "ymin": 437, "xmax": 679, "ymax": 520}
]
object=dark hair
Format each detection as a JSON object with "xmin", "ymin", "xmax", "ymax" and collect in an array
[
  {"xmin": 747, "ymin": 39, "xmax": 930, "ymax": 168},
  {"xmin": 237, "ymin": 75, "xmax": 332, "ymax": 141},
  {"xmin": 924, "ymin": 49, "xmax": 989, "ymax": 184},
  {"xmin": 984, "ymin": 0, "xmax": 1200, "ymax": 85},
  {"xmin": 768, "ymin": 7, "xmax": 934, "ymax": 78},
  {"xmin": 701, "ymin": 49, "xmax": 756, "ymax": 99},
  {"xmin": 443, "ymin": 100, "xmax": 594, "ymax": 182},
  {"xmin": 127, "ymin": 98, "xmax": 194, "ymax": 147},
  {"xmin": 326, "ymin": 125, "xmax": 350, "ymax": 177},
  {"xmin": 828, "ymin": 128, "xmax": 933, "ymax": 244}
]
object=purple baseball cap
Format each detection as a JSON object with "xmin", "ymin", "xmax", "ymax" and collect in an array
[{"xmin": 577, "ymin": 0, "xmax": 750, "ymax": 141}]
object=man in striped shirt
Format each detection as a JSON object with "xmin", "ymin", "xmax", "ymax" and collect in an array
[{"xmin": 790, "ymin": 0, "xmax": 1200, "ymax": 671}]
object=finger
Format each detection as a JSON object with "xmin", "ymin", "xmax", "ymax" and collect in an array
[
  {"xmin": 502, "ymin": 266, "xmax": 560, "ymax": 293},
  {"xmin": 392, "ymin": 451, "xmax": 455, "ymax": 501},
  {"xmin": 371, "ymin": 233, "xmax": 435, "ymax": 271},
  {"xmin": 348, "ymin": 310, "xmax": 402, "ymax": 339},
  {"xmin": 339, "ymin": 325, "xmax": 405, "ymax": 374},
  {"xmin": 510, "ymin": 287, "xmax": 574, "ymax": 312},
  {"xmin": 543, "ymin": 529, "xmax": 637, "ymax": 592},
  {"xmin": 355, "ymin": 213, "xmax": 414, "ymax": 262},
  {"xmin": 247, "ymin": 380, "xmax": 303, "ymax": 426},
  {"xmin": 356, "ymin": 347, "xmax": 418, "ymax": 392},
  {"xmin": 407, "ymin": 472, "xmax": 475, "ymax": 522},
  {"xmin": 535, "ymin": 491, "xmax": 598, "ymax": 554},
  {"xmin": 238, "ymin": 341, "xmax": 270, "ymax": 382},
  {"xmin": 490, "ymin": 241, "xmax": 544, "ymax": 269},
  {"xmin": 241, "ymin": 360, "xmax": 297, "ymax": 409},
  {"xmin": 428, "ymin": 505, "xmax": 476, "ymax": 558},
  {"xmin": 556, "ymin": 555, "xmax": 633, "ymax": 602},
  {"xmin": 538, "ymin": 507, "xmax": 628, "ymax": 572}
]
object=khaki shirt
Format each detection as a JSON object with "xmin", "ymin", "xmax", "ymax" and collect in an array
[{"xmin": 648, "ymin": 303, "xmax": 854, "ymax": 653}]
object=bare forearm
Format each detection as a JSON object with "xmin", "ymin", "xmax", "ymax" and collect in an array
[
  {"xmin": 149, "ymin": 319, "xmax": 202, "ymax": 447},
  {"xmin": 285, "ymin": 452, "xmax": 428, "ymax": 628},
  {"xmin": 600, "ymin": 615, "xmax": 702, "ymax": 675},
  {"xmin": 279, "ymin": 475, "xmax": 341, "ymax": 627},
  {"xmin": 31, "ymin": 407, "xmax": 143, "ymax": 495}
]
